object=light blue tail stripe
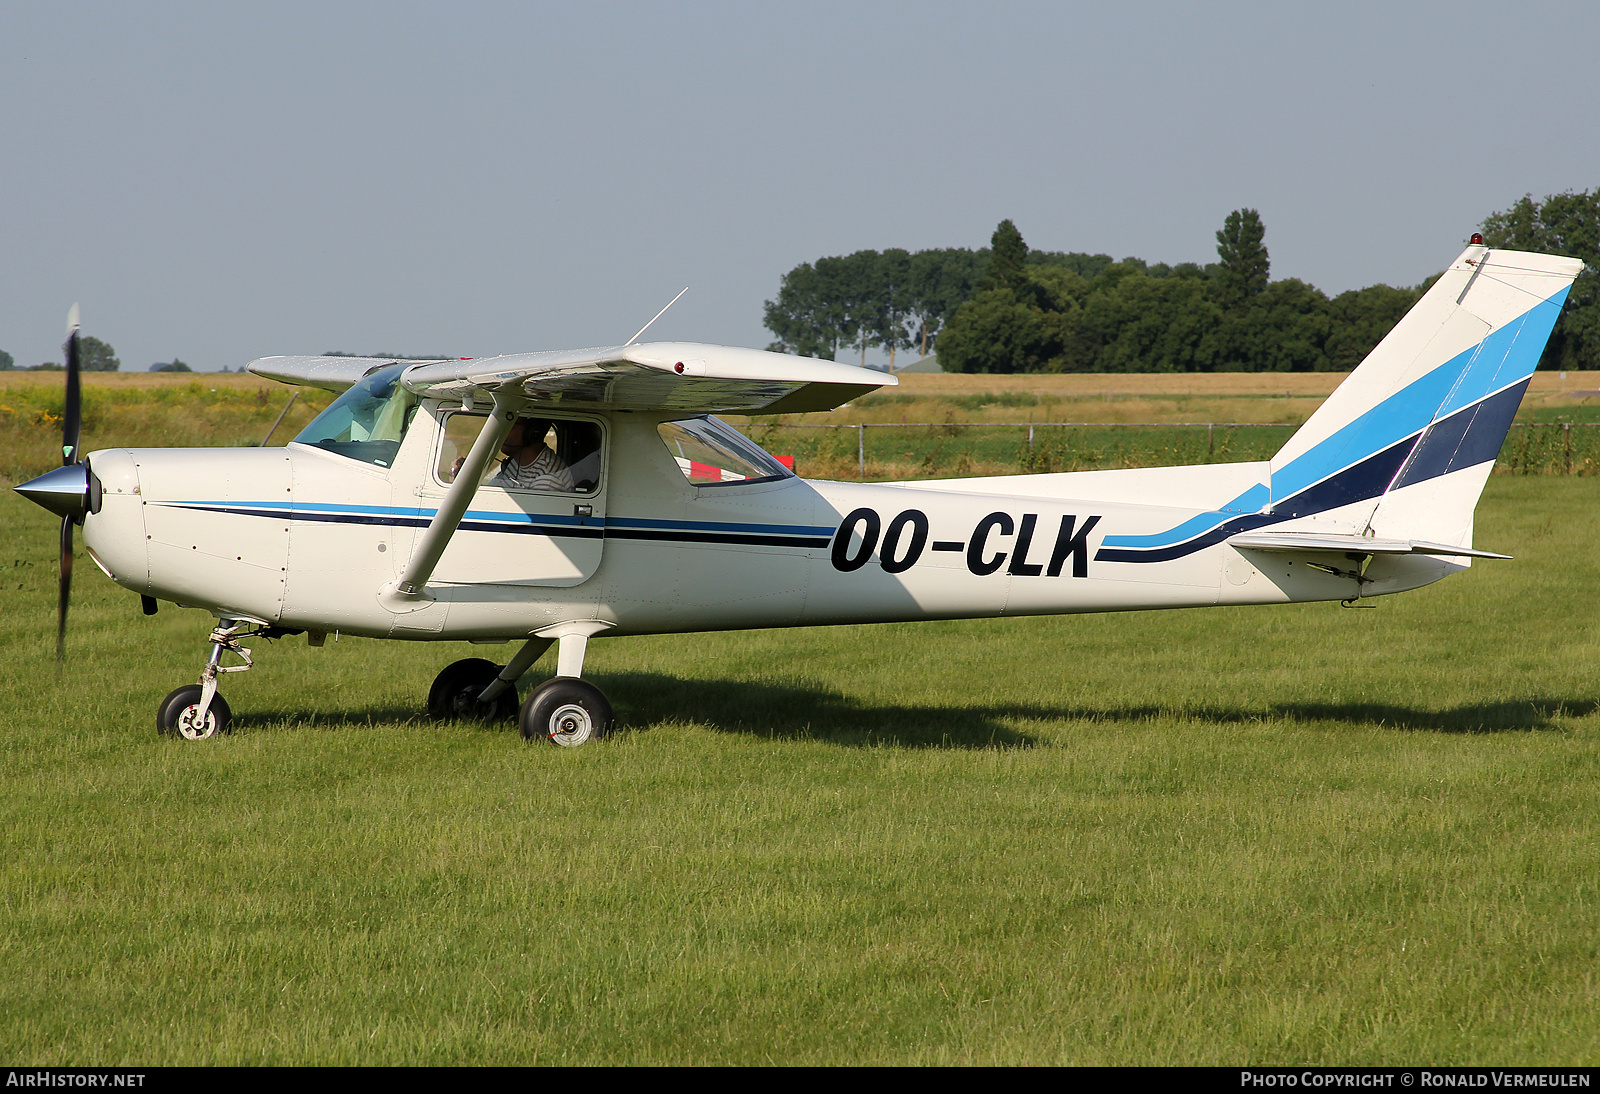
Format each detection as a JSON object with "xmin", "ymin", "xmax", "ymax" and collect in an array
[
  {"xmin": 1272, "ymin": 289, "xmax": 1567, "ymax": 503},
  {"xmin": 1101, "ymin": 482, "xmax": 1269, "ymax": 549}
]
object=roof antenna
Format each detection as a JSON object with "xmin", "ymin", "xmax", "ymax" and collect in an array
[{"xmin": 625, "ymin": 286, "xmax": 689, "ymax": 345}]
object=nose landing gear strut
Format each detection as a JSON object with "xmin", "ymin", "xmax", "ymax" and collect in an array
[{"xmin": 157, "ymin": 619, "xmax": 273, "ymax": 740}]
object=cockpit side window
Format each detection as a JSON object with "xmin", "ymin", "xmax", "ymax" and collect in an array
[
  {"xmin": 291, "ymin": 364, "xmax": 417, "ymax": 469},
  {"xmin": 437, "ymin": 413, "xmax": 603, "ymax": 495},
  {"xmin": 657, "ymin": 416, "xmax": 793, "ymax": 486}
]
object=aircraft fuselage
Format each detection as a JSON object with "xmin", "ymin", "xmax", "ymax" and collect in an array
[{"xmin": 80, "ymin": 404, "xmax": 1458, "ymax": 643}]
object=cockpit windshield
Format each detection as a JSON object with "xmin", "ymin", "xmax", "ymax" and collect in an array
[{"xmin": 292, "ymin": 364, "xmax": 417, "ymax": 468}]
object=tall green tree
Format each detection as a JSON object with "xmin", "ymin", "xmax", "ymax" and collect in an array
[
  {"xmin": 830, "ymin": 250, "xmax": 883, "ymax": 366},
  {"xmin": 1482, "ymin": 188, "xmax": 1600, "ymax": 371},
  {"xmin": 764, "ymin": 260, "xmax": 848, "ymax": 360},
  {"xmin": 906, "ymin": 248, "xmax": 983, "ymax": 359},
  {"xmin": 80, "ymin": 336, "xmax": 119, "ymax": 372},
  {"xmin": 866, "ymin": 248, "xmax": 915, "ymax": 370},
  {"xmin": 0, "ymin": 348, "xmax": 13, "ymax": 371},
  {"xmin": 1214, "ymin": 208, "xmax": 1270, "ymax": 308},
  {"xmin": 980, "ymin": 219, "xmax": 1028, "ymax": 292}
]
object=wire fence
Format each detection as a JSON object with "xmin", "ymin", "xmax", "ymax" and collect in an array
[{"xmin": 738, "ymin": 420, "xmax": 1600, "ymax": 478}]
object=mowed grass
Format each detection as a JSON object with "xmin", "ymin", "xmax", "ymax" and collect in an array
[{"xmin": 2, "ymin": 477, "xmax": 1598, "ymax": 1065}]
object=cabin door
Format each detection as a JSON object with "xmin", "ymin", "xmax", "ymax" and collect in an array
[{"xmin": 421, "ymin": 409, "xmax": 607, "ymax": 588}]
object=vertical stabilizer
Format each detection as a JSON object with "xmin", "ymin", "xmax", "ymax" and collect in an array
[{"xmin": 1266, "ymin": 245, "xmax": 1582, "ymax": 543}]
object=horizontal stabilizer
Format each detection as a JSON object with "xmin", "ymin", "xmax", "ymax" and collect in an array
[{"xmin": 1227, "ymin": 531, "xmax": 1511, "ymax": 559}]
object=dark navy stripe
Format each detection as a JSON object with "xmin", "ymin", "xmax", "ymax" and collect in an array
[
  {"xmin": 165, "ymin": 503, "xmax": 429, "ymax": 529},
  {"xmin": 1391, "ymin": 379, "xmax": 1528, "ymax": 491},
  {"xmin": 459, "ymin": 520, "xmax": 605, "ymax": 539},
  {"xmin": 1095, "ymin": 511, "xmax": 1276, "ymax": 564},
  {"xmin": 1269, "ymin": 433, "xmax": 1419, "ymax": 520},
  {"xmin": 606, "ymin": 527, "xmax": 828, "ymax": 549},
  {"xmin": 606, "ymin": 516, "xmax": 836, "ymax": 536}
]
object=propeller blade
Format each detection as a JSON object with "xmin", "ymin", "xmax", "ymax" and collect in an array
[
  {"xmin": 63, "ymin": 307, "xmax": 81, "ymax": 466},
  {"xmin": 56, "ymin": 304, "xmax": 83, "ymax": 665},
  {"xmin": 57, "ymin": 515, "xmax": 73, "ymax": 666}
]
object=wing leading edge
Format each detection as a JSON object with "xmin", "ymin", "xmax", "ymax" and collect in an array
[
  {"xmin": 400, "ymin": 342, "xmax": 894, "ymax": 414},
  {"xmin": 246, "ymin": 355, "xmax": 451, "ymax": 392}
]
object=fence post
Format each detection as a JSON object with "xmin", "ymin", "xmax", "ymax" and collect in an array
[
  {"xmin": 1207, "ymin": 422, "xmax": 1214, "ymax": 456},
  {"xmin": 1564, "ymin": 421, "xmax": 1572, "ymax": 475},
  {"xmin": 858, "ymin": 422, "xmax": 866, "ymax": 476}
]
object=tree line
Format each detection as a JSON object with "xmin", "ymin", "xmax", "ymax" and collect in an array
[{"xmin": 765, "ymin": 189, "xmax": 1599, "ymax": 373}]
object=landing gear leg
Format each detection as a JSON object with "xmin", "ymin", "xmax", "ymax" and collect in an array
[
  {"xmin": 520, "ymin": 628, "xmax": 613, "ymax": 746},
  {"xmin": 474, "ymin": 637, "xmax": 553, "ymax": 707},
  {"xmin": 157, "ymin": 619, "xmax": 256, "ymax": 740}
]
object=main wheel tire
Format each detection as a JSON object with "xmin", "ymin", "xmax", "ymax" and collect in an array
[
  {"xmin": 428, "ymin": 658, "xmax": 519, "ymax": 722},
  {"xmin": 520, "ymin": 678, "xmax": 613, "ymax": 746},
  {"xmin": 157, "ymin": 685, "xmax": 232, "ymax": 740}
]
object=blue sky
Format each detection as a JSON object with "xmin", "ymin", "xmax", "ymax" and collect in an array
[{"xmin": 2, "ymin": 1, "xmax": 1595, "ymax": 371}]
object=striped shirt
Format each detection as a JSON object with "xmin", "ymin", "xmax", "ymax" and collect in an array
[{"xmin": 489, "ymin": 445, "xmax": 575, "ymax": 493}]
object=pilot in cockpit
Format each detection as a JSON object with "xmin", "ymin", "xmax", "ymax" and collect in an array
[
  {"xmin": 488, "ymin": 417, "xmax": 573, "ymax": 492},
  {"xmin": 450, "ymin": 415, "xmax": 602, "ymax": 493}
]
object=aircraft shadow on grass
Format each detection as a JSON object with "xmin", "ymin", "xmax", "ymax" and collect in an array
[
  {"xmin": 239, "ymin": 677, "xmax": 1596, "ymax": 746},
  {"xmin": 601, "ymin": 676, "xmax": 1596, "ymax": 741},
  {"xmin": 1245, "ymin": 697, "xmax": 1598, "ymax": 734}
]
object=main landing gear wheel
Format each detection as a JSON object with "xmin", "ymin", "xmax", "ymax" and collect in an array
[
  {"xmin": 428, "ymin": 658, "xmax": 519, "ymax": 723},
  {"xmin": 158, "ymin": 685, "xmax": 232, "ymax": 740},
  {"xmin": 520, "ymin": 678, "xmax": 613, "ymax": 747}
]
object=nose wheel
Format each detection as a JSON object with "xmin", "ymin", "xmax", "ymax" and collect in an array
[{"xmin": 158, "ymin": 684, "xmax": 233, "ymax": 740}]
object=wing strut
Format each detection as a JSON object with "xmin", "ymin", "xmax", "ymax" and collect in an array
[{"xmin": 382, "ymin": 390, "xmax": 520, "ymax": 607}]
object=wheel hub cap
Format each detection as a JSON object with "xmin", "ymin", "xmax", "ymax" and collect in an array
[
  {"xmin": 176, "ymin": 705, "xmax": 216, "ymax": 741},
  {"xmin": 548, "ymin": 703, "xmax": 592, "ymax": 746}
]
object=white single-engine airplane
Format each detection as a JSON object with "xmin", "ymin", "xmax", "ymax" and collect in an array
[{"xmin": 16, "ymin": 240, "xmax": 1584, "ymax": 744}]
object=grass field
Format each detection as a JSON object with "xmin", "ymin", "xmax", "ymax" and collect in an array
[
  {"xmin": 3, "ymin": 372, "xmax": 1599, "ymax": 1063},
  {"xmin": 3, "ymin": 479, "xmax": 1599, "ymax": 1063}
]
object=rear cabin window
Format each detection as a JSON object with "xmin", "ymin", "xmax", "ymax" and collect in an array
[
  {"xmin": 657, "ymin": 417, "xmax": 793, "ymax": 486},
  {"xmin": 292, "ymin": 364, "xmax": 417, "ymax": 468},
  {"xmin": 438, "ymin": 413, "xmax": 603, "ymax": 494}
]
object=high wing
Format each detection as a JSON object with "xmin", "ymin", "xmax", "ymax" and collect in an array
[
  {"xmin": 247, "ymin": 343, "xmax": 894, "ymax": 414},
  {"xmin": 398, "ymin": 342, "xmax": 895, "ymax": 414}
]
